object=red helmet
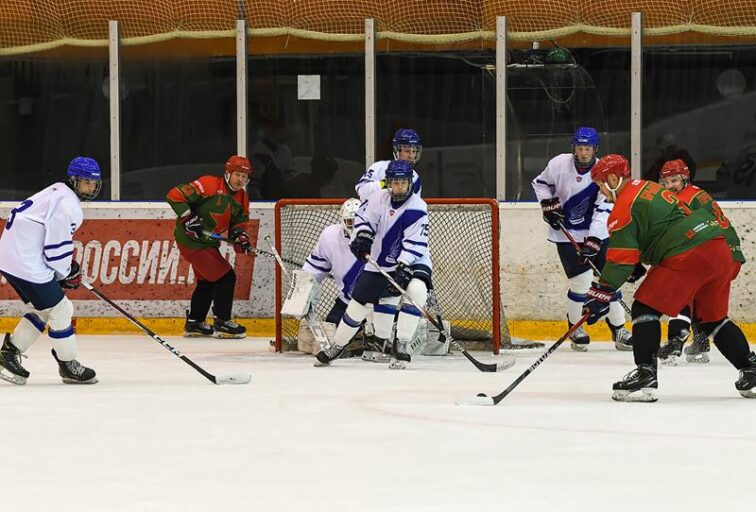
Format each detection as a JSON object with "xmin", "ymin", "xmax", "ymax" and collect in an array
[
  {"xmin": 659, "ymin": 159, "xmax": 689, "ymax": 181},
  {"xmin": 591, "ymin": 154, "xmax": 631, "ymax": 182},
  {"xmin": 225, "ymin": 155, "xmax": 252, "ymax": 176}
]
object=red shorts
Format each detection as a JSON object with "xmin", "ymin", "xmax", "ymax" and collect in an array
[
  {"xmin": 634, "ymin": 237, "xmax": 733, "ymax": 322},
  {"xmin": 178, "ymin": 245, "xmax": 232, "ymax": 282}
]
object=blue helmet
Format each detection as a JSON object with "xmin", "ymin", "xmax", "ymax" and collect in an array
[
  {"xmin": 392, "ymin": 128, "xmax": 422, "ymax": 163},
  {"xmin": 385, "ymin": 159, "xmax": 414, "ymax": 202},
  {"xmin": 572, "ymin": 127, "xmax": 599, "ymax": 147},
  {"xmin": 67, "ymin": 156, "xmax": 102, "ymax": 200}
]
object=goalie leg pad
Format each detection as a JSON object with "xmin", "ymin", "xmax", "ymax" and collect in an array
[
  {"xmin": 298, "ymin": 321, "xmax": 337, "ymax": 354},
  {"xmin": 10, "ymin": 312, "xmax": 48, "ymax": 353}
]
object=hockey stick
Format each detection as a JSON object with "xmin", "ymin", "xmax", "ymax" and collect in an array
[
  {"xmin": 202, "ymin": 230, "xmax": 303, "ymax": 267},
  {"xmin": 263, "ymin": 235, "xmax": 332, "ymax": 350},
  {"xmin": 456, "ymin": 312, "xmax": 590, "ymax": 406},
  {"xmin": 81, "ymin": 281, "xmax": 252, "ymax": 385},
  {"xmin": 365, "ymin": 256, "xmax": 514, "ymax": 373},
  {"xmin": 558, "ymin": 223, "xmax": 632, "ymax": 316}
]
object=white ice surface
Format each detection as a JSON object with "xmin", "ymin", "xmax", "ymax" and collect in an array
[{"xmin": 1, "ymin": 336, "xmax": 754, "ymax": 512}]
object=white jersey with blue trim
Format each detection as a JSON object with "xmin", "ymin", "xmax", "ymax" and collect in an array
[
  {"xmin": 355, "ymin": 160, "xmax": 422, "ymax": 202},
  {"xmin": 354, "ymin": 190, "xmax": 430, "ymax": 273},
  {"xmin": 531, "ymin": 153, "xmax": 611, "ymax": 243},
  {"xmin": 301, "ymin": 223, "xmax": 366, "ymax": 305},
  {"xmin": 0, "ymin": 182, "xmax": 82, "ymax": 283}
]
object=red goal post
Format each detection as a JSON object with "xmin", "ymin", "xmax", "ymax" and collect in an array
[{"xmin": 274, "ymin": 198, "xmax": 506, "ymax": 353}]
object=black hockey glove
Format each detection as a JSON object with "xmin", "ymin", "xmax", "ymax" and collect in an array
[
  {"xmin": 394, "ymin": 263, "xmax": 413, "ymax": 290},
  {"xmin": 583, "ymin": 282, "xmax": 615, "ymax": 325},
  {"xmin": 626, "ymin": 263, "xmax": 647, "ymax": 284},
  {"xmin": 182, "ymin": 214, "xmax": 204, "ymax": 240},
  {"xmin": 540, "ymin": 197, "xmax": 565, "ymax": 230},
  {"xmin": 578, "ymin": 236, "xmax": 602, "ymax": 265},
  {"xmin": 350, "ymin": 231, "xmax": 374, "ymax": 259},
  {"xmin": 230, "ymin": 229, "xmax": 252, "ymax": 254},
  {"xmin": 59, "ymin": 261, "xmax": 81, "ymax": 290}
]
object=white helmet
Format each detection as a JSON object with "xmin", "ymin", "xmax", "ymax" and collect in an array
[{"xmin": 339, "ymin": 198, "xmax": 361, "ymax": 237}]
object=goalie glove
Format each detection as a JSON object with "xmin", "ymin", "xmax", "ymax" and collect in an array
[
  {"xmin": 626, "ymin": 263, "xmax": 647, "ymax": 284},
  {"xmin": 579, "ymin": 236, "xmax": 602, "ymax": 265},
  {"xmin": 230, "ymin": 229, "xmax": 252, "ymax": 254},
  {"xmin": 182, "ymin": 214, "xmax": 204, "ymax": 240},
  {"xmin": 540, "ymin": 197, "xmax": 565, "ymax": 230},
  {"xmin": 59, "ymin": 261, "xmax": 81, "ymax": 290},
  {"xmin": 350, "ymin": 231, "xmax": 374, "ymax": 260},
  {"xmin": 583, "ymin": 282, "xmax": 616, "ymax": 325}
]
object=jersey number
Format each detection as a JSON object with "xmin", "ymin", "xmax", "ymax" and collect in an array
[
  {"xmin": 5, "ymin": 200, "xmax": 33, "ymax": 230},
  {"xmin": 660, "ymin": 190, "xmax": 692, "ymax": 216},
  {"xmin": 711, "ymin": 203, "xmax": 730, "ymax": 229}
]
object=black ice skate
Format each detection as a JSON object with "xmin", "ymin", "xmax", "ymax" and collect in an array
[
  {"xmin": 314, "ymin": 344, "xmax": 346, "ymax": 367},
  {"xmin": 684, "ymin": 324, "xmax": 710, "ymax": 363},
  {"xmin": 52, "ymin": 349, "xmax": 97, "ymax": 384},
  {"xmin": 568, "ymin": 321, "xmax": 590, "ymax": 352},
  {"xmin": 0, "ymin": 333, "xmax": 30, "ymax": 385},
  {"xmin": 659, "ymin": 329, "xmax": 688, "ymax": 366},
  {"xmin": 213, "ymin": 318, "xmax": 246, "ymax": 339},
  {"xmin": 735, "ymin": 356, "xmax": 756, "ymax": 398},
  {"xmin": 612, "ymin": 363, "xmax": 658, "ymax": 402},
  {"xmin": 183, "ymin": 312, "xmax": 214, "ymax": 338},
  {"xmin": 608, "ymin": 321, "xmax": 633, "ymax": 352},
  {"xmin": 389, "ymin": 339, "xmax": 411, "ymax": 370}
]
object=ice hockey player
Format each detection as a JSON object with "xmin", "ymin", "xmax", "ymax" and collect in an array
[
  {"xmin": 656, "ymin": 159, "xmax": 746, "ymax": 365},
  {"xmin": 316, "ymin": 159, "xmax": 431, "ymax": 369},
  {"xmin": 355, "ymin": 128, "xmax": 423, "ymax": 202},
  {"xmin": 0, "ymin": 156, "xmax": 101, "ymax": 385},
  {"xmin": 584, "ymin": 154, "xmax": 756, "ymax": 401},
  {"xmin": 532, "ymin": 127, "xmax": 632, "ymax": 352},
  {"xmin": 166, "ymin": 155, "xmax": 252, "ymax": 339}
]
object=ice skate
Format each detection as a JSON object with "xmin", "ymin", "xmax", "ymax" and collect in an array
[
  {"xmin": 389, "ymin": 339, "xmax": 411, "ymax": 370},
  {"xmin": 0, "ymin": 333, "xmax": 29, "ymax": 385},
  {"xmin": 659, "ymin": 330, "xmax": 687, "ymax": 366},
  {"xmin": 608, "ymin": 321, "xmax": 633, "ymax": 352},
  {"xmin": 612, "ymin": 363, "xmax": 658, "ymax": 402},
  {"xmin": 569, "ymin": 323, "xmax": 590, "ymax": 352},
  {"xmin": 735, "ymin": 358, "xmax": 756, "ymax": 398},
  {"xmin": 684, "ymin": 325, "xmax": 710, "ymax": 363},
  {"xmin": 213, "ymin": 318, "xmax": 246, "ymax": 339},
  {"xmin": 183, "ymin": 312, "xmax": 214, "ymax": 338},
  {"xmin": 52, "ymin": 349, "xmax": 97, "ymax": 384},
  {"xmin": 314, "ymin": 344, "xmax": 346, "ymax": 367}
]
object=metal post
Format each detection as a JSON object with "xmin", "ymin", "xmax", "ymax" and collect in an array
[
  {"xmin": 496, "ymin": 16, "xmax": 507, "ymax": 200},
  {"xmin": 365, "ymin": 18, "xmax": 376, "ymax": 167},
  {"xmin": 631, "ymin": 12, "xmax": 643, "ymax": 179},
  {"xmin": 108, "ymin": 20, "xmax": 121, "ymax": 200},
  {"xmin": 236, "ymin": 19, "xmax": 248, "ymax": 157}
]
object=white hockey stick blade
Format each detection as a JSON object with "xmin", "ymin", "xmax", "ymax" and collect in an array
[
  {"xmin": 454, "ymin": 394, "xmax": 496, "ymax": 406},
  {"xmin": 215, "ymin": 373, "xmax": 252, "ymax": 385},
  {"xmin": 496, "ymin": 356, "xmax": 516, "ymax": 372}
]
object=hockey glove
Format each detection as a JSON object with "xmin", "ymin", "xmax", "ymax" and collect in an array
[
  {"xmin": 626, "ymin": 263, "xmax": 647, "ymax": 284},
  {"xmin": 578, "ymin": 236, "xmax": 602, "ymax": 265},
  {"xmin": 350, "ymin": 231, "xmax": 374, "ymax": 259},
  {"xmin": 583, "ymin": 282, "xmax": 615, "ymax": 325},
  {"xmin": 540, "ymin": 198, "xmax": 565, "ymax": 230},
  {"xmin": 394, "ymin": 263, "xmax": 414, "ymax": 290},
  {"xmin": 59, "ymin": 261, "xmax": 82, "ymax": 290},
  {"xmin": 182, "ymin": 214, "xmax": 204, "ymax": 240},
  {"xmin": 231, "ymin": 229, "xmax": 252, "ymax": 254}
]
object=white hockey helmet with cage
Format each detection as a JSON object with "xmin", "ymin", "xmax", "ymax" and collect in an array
[{"xmin": 339, "ymin": 198, "xmax": 361, "ymax": 236}]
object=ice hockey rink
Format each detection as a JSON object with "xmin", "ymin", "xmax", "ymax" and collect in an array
[{"xmin": 2, "ymin": 335, "xmax": 754, "ymax": 512}]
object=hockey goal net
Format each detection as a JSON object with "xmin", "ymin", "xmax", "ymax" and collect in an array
[{"xmin": 274, "ymin": 198, "xmax": 511, "ymax": 354}]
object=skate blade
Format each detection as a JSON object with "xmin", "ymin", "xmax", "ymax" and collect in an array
[
  {"xmin": 738, "ymin": 388, "xmax": 756, "ymax": 399},
  {"xmin": 62, "ymin": 376, "xmax": 98, "ymax": 385},
  {"xmin": 0, "ymin": 368, "xmax": 27, "ymax": 386},
  {"xmin": 660, "ymin": 355, "xmax": 680, "ymax": 367},
  {"xmin": 612, "ymin": 388, "xmax": 657, "ymax": 402},
  {"xmin": 614, "ymin": 342, "xmax": 633, "ymax": 352},
  {"xmin": 361, "ymin": 351, "xmax": 390, "ymax": 363},
  {"xmin": 213, "ymin": 332, "xmax": 247, "ymax": 339},
  {"xmin": 570, "ymin": 342, "xmax": 588, "ymax": 352},
  {"xmin": 313, "ymin": 359, "xmax": 330, "ymax": 367},
  {"xmin": 388, "ymin": 358, "xmax": 407, "ymax": 370},
  {"xmin": 183, "ymin": 332, "xmax": 212, "ymax": 338},
  {"xmin": 686, "ymin": 353, "xmax": 710, "ymax": 364}
]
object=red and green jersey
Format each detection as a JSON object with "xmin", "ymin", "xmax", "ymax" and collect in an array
[
  {"xmin": 166, "ymin": 175, "xmax": 249, "ymax": 249},
  {"xmin": 601, "ymin": 179, "xmax": 723, "ymax": 289},
  {"xmin": 676, "ymin": 185, "xmax": 745, "ymax": 264}
]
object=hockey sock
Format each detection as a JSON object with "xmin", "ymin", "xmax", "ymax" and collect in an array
[
  {"xmin": 10, "ymin": 312, "xmax": 47, "ymax": 352},
  {"xmin": 396, "ymin": 279, "xmax": 428, "ymax": 341},
  {"xmin": 704, "ymin": 319, "xmax": 752, "ymax": 369},
  {"xmin": 373, "ymin": 298, "xmax": 399, "ymax": 340},
  {"xmin": 211, "ymin": 270, "xmax": 236, "ymax": 320},
  {"xmin": 631, "ymin": 301, "xmax": 662, "ymax": 365},
  {"xmin": 567, "ymin": 270, "xmax": 591, "ymax": 324},
  {"xmin": 607, "ymin": 300, "xmax": 626, "ymax": 327},
  {"xmin": 189, "ymin": 278, "xmax": 215, "ymax": 321},
  {"xmin": 669, "ymin": 305, "xmax": 691, "ymax": 339},
  {"xmin": 333, "ymin": 300, "xmax": 370, "ymax": 346}
]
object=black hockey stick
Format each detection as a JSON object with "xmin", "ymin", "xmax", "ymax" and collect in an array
[
  {"xmin": 365, "ymin": 256, "xmax": 514, "ymax": 373},
  {"xmin": 558, "ymin": 223, "xmax": 632, "ymax": 316},
  {"xmin": 202, "ymin": 231, "xmax": 303, "ymax": 267},
  {"xmin": 456, "ymin": 312, "xmax": 590, "ymax": 406},
  {"xmin": 82, "ymin": 281, "xmax": 252, "ymax": 385}
]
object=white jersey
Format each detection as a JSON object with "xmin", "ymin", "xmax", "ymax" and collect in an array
[
  {"xmin": 354, "ymin": 190, "xmax": 430, "ymax": 273},
  {"xmin": 355, "ymin": 160, "xmax": 422, "ymax": 202},
  {"xmin": 301, "ymin": 224, "xmax": 365, "ymax": 305},
  {"xmin": 531, "ymin": 153, "xmax": 611, "ymax": 243},
  {"xmin": 0, "ymin": 183, "xmax": 82, "ymax": 283}
]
